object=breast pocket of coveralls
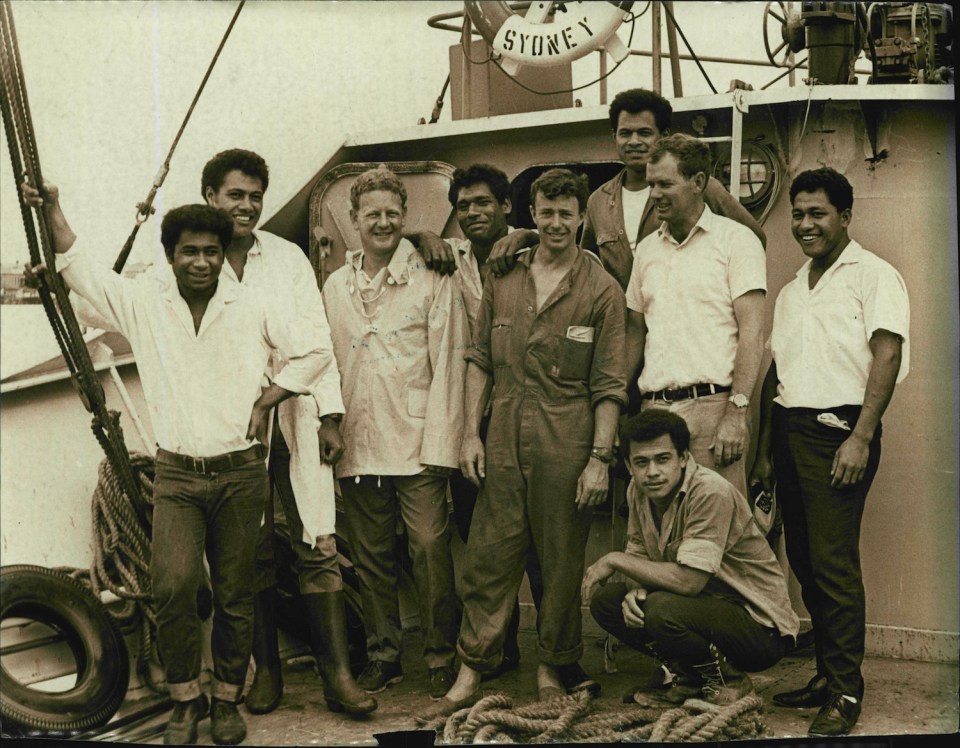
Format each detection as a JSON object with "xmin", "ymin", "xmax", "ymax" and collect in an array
[{"xmin": 555, "ymin": 325, "xmax": 596, "ymax": 381}]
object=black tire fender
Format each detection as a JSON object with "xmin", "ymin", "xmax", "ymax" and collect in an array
[{"xmin": 1, "ymin": 565, "xmax": 129, "ymax": 735}]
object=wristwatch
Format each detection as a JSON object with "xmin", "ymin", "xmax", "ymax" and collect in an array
[
  {"xmin": 590, "ymin": 446, "xmax": 615, "ymax": 464},
  {"xmin": 728, "ymin": 394, "xmax": 750, "ymax": 409}
]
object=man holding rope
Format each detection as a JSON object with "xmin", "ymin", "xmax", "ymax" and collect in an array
[{"xmin": 22, "ymin": 180, "xmax": 333, "ymax": 746}]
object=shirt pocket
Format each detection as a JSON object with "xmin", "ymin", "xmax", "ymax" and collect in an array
[
  {"xmin": 556, "ymin": 326, "xmax": 596, "ymax": 381},
  {"xmin": 408, "ymin": 388, "xmax": 428, "ymax": 418},
  {"xmin": 491, "ymin": 317, "xmax": 513, "ymax": 367}
]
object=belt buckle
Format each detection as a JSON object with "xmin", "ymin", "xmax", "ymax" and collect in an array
[
  {"xmin": 192, "ymin": 455, "xmax": 206, "ymax": 473},
  {"xmin": 661, "ymin": 389, "xmax": 678, "ymax": 403}
]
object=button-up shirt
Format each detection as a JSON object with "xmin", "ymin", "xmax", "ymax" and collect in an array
[
  {"xmin": 448, "ymin": 226, "xmax": 514, "ymax": 337},
  {"xmin": 220, "ymin": 231, "xmax": 343, "ymax": 544},
  {"xmin": 625, "ymin": 206, "xmax": 767, "ymax": 393},
  {"xmin": 582, "ymin": 169, "xmax": 766, "ymax": 292},
  {"xmin": 58, "ymin": 245, "xmax": 331, "ymax": 458},
  {"xmin": 625, "ymin": 458, "xmax": 799, "ymax": 639},
  {"xmin": 466, "ymin": 247, "xmax": 627, "ymax": 409},
  {"xmin": 770, "ymin": 240, "xmax": 910, "ymax": 409},
  {"xmin": 322, "ymin": 239, "xmax": 469, "ymax": 478}
]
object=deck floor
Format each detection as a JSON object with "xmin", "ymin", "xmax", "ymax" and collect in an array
[{"xmin": 97, "ymin": 626, "xmax": 957, "ymax": 745}]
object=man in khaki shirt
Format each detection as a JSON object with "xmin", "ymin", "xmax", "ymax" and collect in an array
[{"xmin": 583, "ymin": 409, "xmax": 798, "ymax": 706}]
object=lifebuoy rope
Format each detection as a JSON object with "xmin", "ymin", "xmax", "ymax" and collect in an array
[{"xmin": 421, "ymin": 690, "xmax": 766, "ymax": 743}]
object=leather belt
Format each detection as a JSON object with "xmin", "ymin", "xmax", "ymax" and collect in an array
[
  {"xmin": 642, "ymin": 383, "xmax": 731, "ymax": 403},
  {"xmin": 156, "ymin": 444, "xmax": 266, "ymax": 474}
]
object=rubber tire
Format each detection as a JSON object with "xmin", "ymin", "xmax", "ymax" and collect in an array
[{"xmin": 0, "ymin": 565, "xmax": 129, "ymax": 735}]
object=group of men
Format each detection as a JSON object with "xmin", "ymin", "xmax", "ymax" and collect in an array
[{"xmin": 23, "ymin": 86, "xmax": 908, "ymax": 744}]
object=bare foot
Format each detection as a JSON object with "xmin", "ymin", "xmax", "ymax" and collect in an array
[{"xmin": 445, "ymin": 664, "xmax": 482, "ymax": 702}]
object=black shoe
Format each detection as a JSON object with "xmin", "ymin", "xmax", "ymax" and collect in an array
[
  {"xmin": 356, "ymin": 660, "xmax": 404, "ymax": 693},
  {"xmin": 428, "ymin": 664, "xmax": 457, "ymax": 700},
  {"xmin": 556, "ymin": 662, "xmax": 601, "ymax": 697},
  {"xmin": 808, "ymin": 692, "xmax": 861, "ymax": 736},
  {"xmin": 773, "ymin": 674, "xmax": 830, "ymax": 708},
  {"xmin": 481, "ymin": 650, "xmax": 520, "ymax": 682},
  {"xmin": 164, "ymin": 695, "xmax": 209, "ymax": 745},
  {"xmin": 210, "ymin": 698, "xmax": 247, "ymax": 746}
]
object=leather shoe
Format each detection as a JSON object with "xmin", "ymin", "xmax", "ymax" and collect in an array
[
  {"xmin": 556, "ymin": 661, "xmax": 601, "ymax": 697},
  {"xmin": 808, "ymin": 692, "xmax": 861, "ymax": 736},
  {"xmin": 210, "ymin": 698, "xmax": 247, "ymax": 746},
  {"xmin": 164, "ymin": 695, "xmax": 209, "ymax": 745},
  {"xmin": 773, "ymin": 674, "xmax": 830, "ymax": 708}
]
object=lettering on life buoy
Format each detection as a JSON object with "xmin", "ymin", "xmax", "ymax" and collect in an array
[{"xmin": 466, "ymin": 1, "xmax": 634, "ymax": 70}]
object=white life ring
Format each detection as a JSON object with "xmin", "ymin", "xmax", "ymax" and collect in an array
[{"xmin": 464, "ymin": 1, "xmax": 633, "ymax": 72}]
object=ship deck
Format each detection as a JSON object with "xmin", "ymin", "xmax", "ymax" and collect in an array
[{"xmin": 84, "ymin": 626, "xmax": 957, "ymax": 745}]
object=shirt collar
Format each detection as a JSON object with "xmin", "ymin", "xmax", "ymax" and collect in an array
[
  {"xmin": 794, "ymin": 238, "xmax": 865, "ymax": 280},
  {"xmin": 657, "ymin": 204, "xmax": 714, "ymax": 245},
  {"xmin": 347, "ymin": 237, "xmax": 418, "ymax": 286},
  {"xmin": 162, "ymin": 275, "xmax": 240, "ymax": 305}
]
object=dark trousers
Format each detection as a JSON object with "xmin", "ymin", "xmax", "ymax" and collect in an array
[
  {"xmin": 590, "ymin": 583, "xmax": 789, "ymax": 672},
  {"xmin": 340, "ymin": 473, "xmax": 458, "ymax": 669},
  {"xmin": 253, "ymin": 426, "xmax": 342, "ymax": 594},
  {"xmin": 152, "ymin": 456, "xmax": 268, "ymax": 702},
  {"xmin": 773, "ymin": 404, "xmax": 881, "ymax": 698}
]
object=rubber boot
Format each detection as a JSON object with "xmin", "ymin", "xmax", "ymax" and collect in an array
[
  {"xmin": 245, "ymin": 587, "xmax": 283, "ymax": 714},
  {"xmin": 303, "ymin": 591, "xmax": 378, "ymax": 715}
]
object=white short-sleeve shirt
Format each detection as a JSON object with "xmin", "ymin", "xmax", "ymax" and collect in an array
[
  {"xmin": 770, "ymin": 240, "xmax": 910, "ymax": 409},
  {"xmin": 625, "ymin": 205, "xmax": 767, "ymax": 392}
]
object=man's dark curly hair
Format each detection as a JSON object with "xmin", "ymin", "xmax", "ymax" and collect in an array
[
  {"xmin": 448, "ymin": 163, "xmax": 511, "ymax": 207},
  {"xmin": 619, "ymin": 408, "xmax": 691, "ymax": 461},
  {"xmin": 201, "ymin": 149, "xmax": 270, "ymax": 197},
  {"xmin": 608, "ymin": 88, "xmax": 672, "ymax": 132},
  {"xmin": 161, "ymin": 204, "xmax": 233, "ymax": 259},
  {"xmin": 789, "ymin": 167, "xmax": 854, "ymax": 213}
]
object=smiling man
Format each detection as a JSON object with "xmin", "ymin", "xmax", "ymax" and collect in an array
[
  {"xmin": 321, "ymin": 165, "xmax": 468, "ymax": 700},
  {"xmin": 623, "ymin": 134, "xmax": 766, "ymax": 499},
  {"xmin": 423, "ymin": 169, "xmax": 627, "ymax": 718},
  {"xmin": 751, "ymin": 168, "xmax": 910, "ymax": 736},
  {"xmin": 200, "ymin": 150, "xmax": 375, "ymax": 718},
  {"xmin": 582, "ymin": 409, "xmax": 797, "ymax": 706},
  {"xmin": 22, "ymin": 181, "xmax": 332, "ymax": 746}
]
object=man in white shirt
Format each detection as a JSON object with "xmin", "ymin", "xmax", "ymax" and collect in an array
[
  {"xmin": 752, "ymin": 168, "xmax": 909, "ymax": 737},
  {"xmin": 624, "ymin": 134, "xmax": 767, "ymax": 499},
  {"xmin": 200, "ymin": 149, "xmax": 374, "ymax": 717},
  {"xmin": 22, "ymin": 182, "xmax": 332, "ymax": 746},
  {"xmin": 322, "ymin": 165, "xmax": 469, "ymax": 699}
]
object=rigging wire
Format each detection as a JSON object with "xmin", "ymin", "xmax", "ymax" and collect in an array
[
  {"xmin": 113, "ymin": 0, "xmax": 246, "ymax": 273},
  {"xmin": 660, "ymin": 1, "xmax": 716, "ymax": 94}
]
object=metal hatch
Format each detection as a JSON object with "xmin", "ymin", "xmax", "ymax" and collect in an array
[{"xmin": 308, "ymin": 161, "xmax": 459, "ymax": 286}]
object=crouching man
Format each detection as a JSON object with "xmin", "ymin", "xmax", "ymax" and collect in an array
[
  {"xmin": 582, "ymin": 409, "xmax": 798, "ymax": 705},
  {"xmin": 23, "ymin": 182, "xmax": 332, "ymax": 746}
]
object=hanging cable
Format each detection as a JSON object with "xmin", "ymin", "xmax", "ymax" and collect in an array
[
  {"xmin": 113, "ymin": 0, "xmax": 245, "ymax": 273},
  {"xmin": 660, "ymin": 2, "xmax": 716, "ymax": 94}
]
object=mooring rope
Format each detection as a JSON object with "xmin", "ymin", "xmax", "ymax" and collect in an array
[{"xmin": 426, "ymin": 691, "xmax": 766, "ymax": 744}]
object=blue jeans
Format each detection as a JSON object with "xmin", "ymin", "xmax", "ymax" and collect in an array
[
  {"xmin": 590, "ymin": 583, "xmax": 789, "ymax": 672},
  {"xmin": 151, "ymin": 455, "xmax": 268, "ymax": 702}
]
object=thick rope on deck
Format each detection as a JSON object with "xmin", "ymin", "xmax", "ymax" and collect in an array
[
  {"xmin": 426, "ymin": 691, "xmax": 766, "ymax": 744},
  {"xmin": 56, "ymin": 453, "xmax": 165, "ymax": 694}
]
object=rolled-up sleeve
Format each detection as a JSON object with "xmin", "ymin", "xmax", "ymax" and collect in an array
[
  {"xmin": 674, "ymin": 489, "xmax": 736, "ymax": 575},
  {"xmin": 588, "ymin": 280, "xmax": 628, "ymax": 407},
  {"xmin": 263, "ymin": 298, "xmax": 334, "ymax": 398}
]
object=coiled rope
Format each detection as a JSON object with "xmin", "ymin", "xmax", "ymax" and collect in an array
[{"xmin": 422, "ymin": 691, "xmax": 766, "ymax": 744}]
